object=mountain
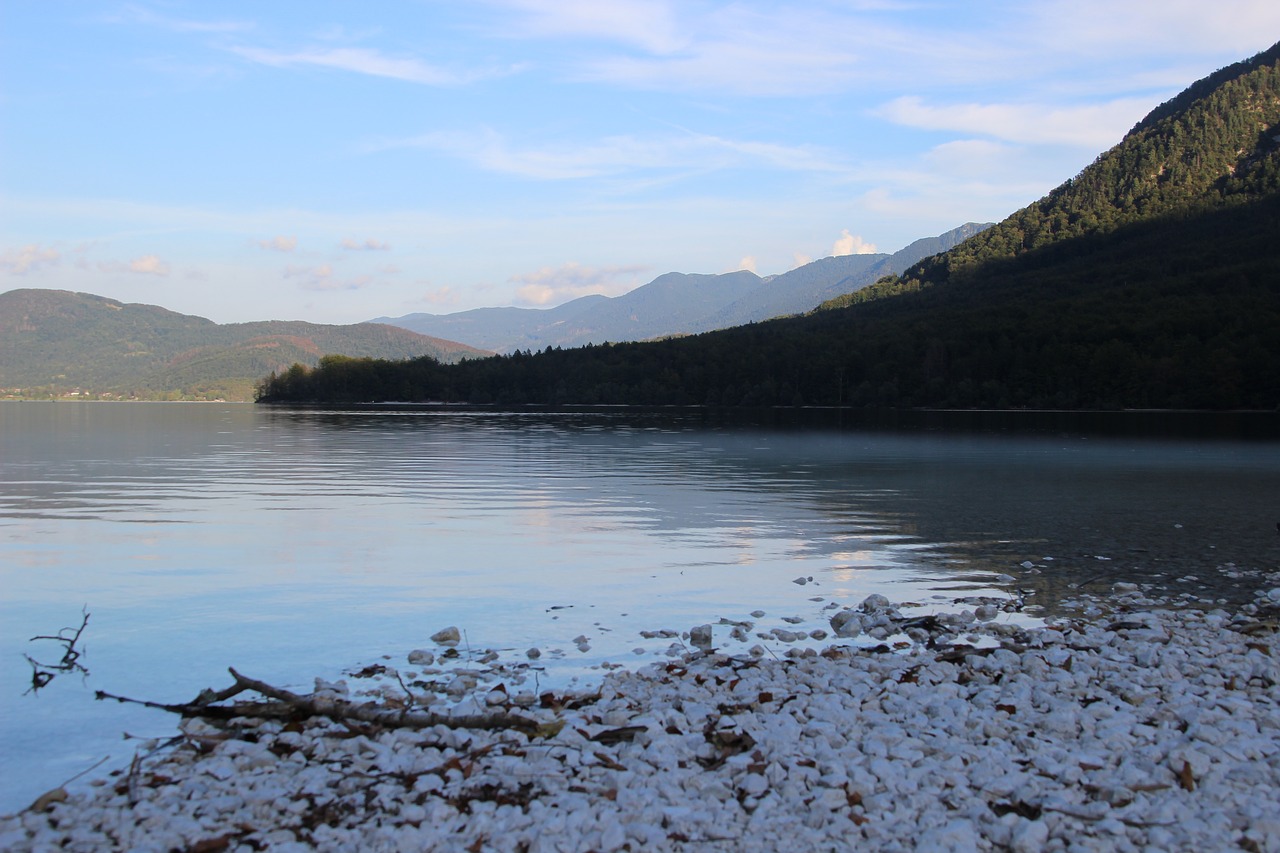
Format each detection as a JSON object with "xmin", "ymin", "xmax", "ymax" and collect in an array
[
  {"xmin": 259, "ymin": 41, "xmax": 1280, "ymax": 410},
  {"xmin": 706, "ymin": 222, "xmax": 992, "ymax": 330},
  {"xmin": 898, "ymin": 40, "xmax": 1280, "ymax": 290},
  {"xmin": 0, "ymin": 289, "xmax": 490, "ymax": 401},
  {"xmin": 372, "ymin": 223, "xmax": 990, "ymax": 353}
]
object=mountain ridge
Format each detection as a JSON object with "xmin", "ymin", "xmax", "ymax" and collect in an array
[
  {"xmin": 0, "ymin": 288, "xmax": 490, "ymax": 401},
  {"xmin": 372, "ymin": 223, "xmax": 991, "ymax": 353}
]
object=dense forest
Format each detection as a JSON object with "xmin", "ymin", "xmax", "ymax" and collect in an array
[{"xmin": 257, "ymin": 43, "xmax": 1280, "ymax": 411}]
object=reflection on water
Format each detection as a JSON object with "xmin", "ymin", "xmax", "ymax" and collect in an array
[{"xmin": 0, "ymin": 401, "xmax": 1277, "ymax": 811}]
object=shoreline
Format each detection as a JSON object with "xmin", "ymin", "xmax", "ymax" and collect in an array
[{"xmin": 3, "ymin": 580, "xmax": 1278, "ymax": 852}]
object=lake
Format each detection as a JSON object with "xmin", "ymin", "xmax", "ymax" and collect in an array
[{"xmin": 1, "ymin": 401, "xmax": 1277, "ymax": 812}]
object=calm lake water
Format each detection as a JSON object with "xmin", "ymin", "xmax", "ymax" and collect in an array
[{"xmin": 1, "ymin": 401, "xmax": 1277, "ymax": 811}]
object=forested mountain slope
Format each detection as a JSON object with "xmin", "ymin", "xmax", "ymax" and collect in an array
[
  {"xmin": 911, "ymin": 41, "xmax": 1280, "ymax": 285},
  {"xmin": 259, "ymin": 42, "xmax": 1280, "ymax": 411},
  {"xmin": 0, "ymin": 289, "xmax": 489, "ymax": 401}
]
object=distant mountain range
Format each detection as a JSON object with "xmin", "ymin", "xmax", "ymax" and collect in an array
[
  {"xmin": 0, "ymin": 289, "xmax": 490, "ymax": 401},
  {"xmin": 0, "ymin": 222, "xmax": 987, "ymax": 402},
  {"xmin": 260, "ymin": 40, "xmax": 1280, "ymax": 410},
  {"xmin": 371, "ymin": 223, "xmax": 991, "ymax": 353}
]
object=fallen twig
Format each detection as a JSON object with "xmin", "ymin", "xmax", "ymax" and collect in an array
[
  {"xmin": 96, "ymin": 668, "xmax": 544, "ymax": 735},
  {"xmin": 24, "ymin": 607, "xmax": 92, "ymax": 693}
]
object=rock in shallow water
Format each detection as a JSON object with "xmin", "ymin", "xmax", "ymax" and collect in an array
[
  {"xmin": 830, "ymin": 609, "xmax": 862, "ymax": 637},
  {"xmin": 689, "ymin": 624, "xmax": 713, "ymax": 648},
  {"xmin": 859, "ymin": 593, "xmax": 892, "ymax": 612},
  {"xmin": 430, "ymin": 626, "xmax": 461, "ymax": 646}
]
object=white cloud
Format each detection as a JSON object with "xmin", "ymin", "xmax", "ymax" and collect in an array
[
  {"xmin": 480, "ymin": 2, "xmax": 1280, "ymax": 101},
  {"xmin": 310, "ymin": 25, "xmax": 386, "ymax": 43},
  {"xmin": 327, "ymin": 274, "xmax": 373, "ymax": 292},
  {"xmin": 257, "ymin": 235, "xmax": 298, "ymax": 252},
  {"xmin": 418, "ymin": 286, "xmax": 461, "ymax": 307},
  {"xmin": 586, "ymin": 40, "xmax": 860, "ymax": 98},
  {"xmin": 489, "ymin": 1, "xmax": 868, "ymax": 96},
  {"xmin": 284, "ymin": 264, "xmax": 373, "ymax": 292},
  {"xmin": 833, "ymin": 230, "xmax": 876, "ymax": 256},
  {"xmin": 792, "ymin": 252, "xmax": 812, "ymax": 269},
  {"xmin": 94, "ymin": 254, "xmax": 171, "ymax": 276},
  {"xmin": 129, "ymin": 255, "xmax": 171, "ymax": 275},
  {"xmin": 878, "ymin": 95, "xmax": 1160, "ymax": 148},
  {"xmin": 284, "ymin": 263, "xmax": 329, "ymax": 279},
  {"xmin": 485, "ymin": 0, "xmax": 685, "ymax": 53},
  {"xmin": 923, "ymin": 139, "xmax": 1018, "ymax": 172},
  {"xmin": 511, "ymin": 261, "xmax": 649, "ymax": 305},
  {"xmin": 704, "ymin": 136, "xmax": 848, "ymax": 174},
  {"xmin": 1022, "ymin": 1, "xmax": 1280, "ymax": 60},
  {"xmin": 229, "ymin": 46, "xmax": 493, "ymax": 86},
  {"xmin": 1, "ymin": 244, "xmax": 60, "ymax": 275},
  {"xmin": 284, "ymin": 263, "xmax": 331, "ymax": 289},
  {"xmin": 735, "ymin": 256, "xmax": 758, "ymax": 274},
  {"xmin": 116, "ymin": 4, "xmax": 253, "ymax": 34},
  {"xmin": 388, "ymin": 129, "xmax": 671, "ymax": 179},
  {"xmin": 341, "ymin": 237, "xmax": 391, "ymax": 251},
  {"xmin": 384, "ymin": 128, "xmax": 847, "ymax": 180}
]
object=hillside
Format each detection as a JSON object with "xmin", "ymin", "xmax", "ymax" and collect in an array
[
  {"xmin": 372, "ymin": 223, "xmax": 989, "ymax": 353},
  {"xmin": 902, "ymin": 40, "xmax": 1280, "ymax": 290},
  {"xmin": 258, "ymin": 42, "xmax": 1280, "ymax": 410},
  {"xmin": 0, "ymin": 289, "xmax": 490, "ymax": 401}
]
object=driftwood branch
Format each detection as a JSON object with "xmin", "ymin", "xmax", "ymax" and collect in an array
[
  {"xmin": 96, "ymin": 667, "xmax": 542, "ymax": 734},
  {"xmin": 24, "ymin": 607, "xmax": 91, "ymax": 694}
]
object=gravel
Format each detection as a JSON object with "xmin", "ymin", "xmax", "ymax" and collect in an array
[{"xmin": 3, "ymin": 579, "xmax": 1278, "ymax": 852}]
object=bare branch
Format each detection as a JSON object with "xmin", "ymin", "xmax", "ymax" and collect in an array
[
  {"xmin": 96, "ymin": 667, "xmax": 543, "ymax": 735},
  {"xmin": 23, "ymin": 608, "xmax": 92, "ymax": 694}
]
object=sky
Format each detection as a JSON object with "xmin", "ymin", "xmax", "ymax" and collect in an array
[{"xmin": 3, "ymin": 2, "xmax": 1279, "ymax": 326}]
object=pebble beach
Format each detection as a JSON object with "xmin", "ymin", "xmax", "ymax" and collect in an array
[{"xmin": 3, "ymin": 575, "xmax": 1279, "ymax": 853}]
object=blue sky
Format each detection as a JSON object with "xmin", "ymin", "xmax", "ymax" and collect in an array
[{"xmin": 3, "ymin": 2, "xmax": 1279, "ymax": 325}]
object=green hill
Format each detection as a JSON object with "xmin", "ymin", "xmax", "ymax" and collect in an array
[
  {"xmin": 907, "ymin": 40, "xmax": 1280, "ymax": 287},
  {"xmin": 0, "ymin": 289, "xmax": 490, "ymax": 401},
  {"xmin": 257, "ymin": 42, "xmax": 1280, "ymax": 410}
]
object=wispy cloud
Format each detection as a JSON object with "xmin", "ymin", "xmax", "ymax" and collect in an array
[
  {"xmin": 129, "ymin": 254, "xmax": 170, "ymax": 275},
  {"xmin": 341, "ymin": 237, "xmax": 391, "ymax": 251},
  {"xmin": 285, "ymin": 263, "xmax": 331, "ymax": 289},
  {"xmin": 94, "ymin": 253, "xmax": 171, "ymax": 276},
  {"xmin": 484, "ymin": 0, "xmax": 687, "ymax": 53},
  {"xmin": 1021, "ymin": 0, "xmax": 1280, "ymax": 60},
  {"xmin": 257, "ymin": 235, "xmax": 297, "ymax": 252},
  {"xmin": 418, "ymin": 286, "xmax": 461, "ymax": 307},
  {"xmin": 0, "ymin": 244, "xmax": 60, "ymax": 275},
  {"xmin": 487, "ymin": 0, "xmax": 867, "ymax": 95},
  {"xmin": 284, "ymin": 264, "xmax": 373, "ymax": 292},
  {"xmin": 480, "ymin": 1, "xmax": 1279, "ymax": 100},
  {"xmin": 584, "ymin": 36, "xmax": 862, "ymax": 97},
  {"xmin": 115, "ymin": 4, "xmax": 253, "ymax": 34},
  {"xmin": 229, "ymin": 46, "xmax": 497, "ymax": 86},
  {"xmin": 511, "ymin": 261, "xmax": 649, "ymax": 305},
  {"xmin": 382, "ymin": 128, "xmax": 847, "ymax": 180},
  {"xmin": 877, "ymin": 96, "xmax": 1155, "ymax": 148}
]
